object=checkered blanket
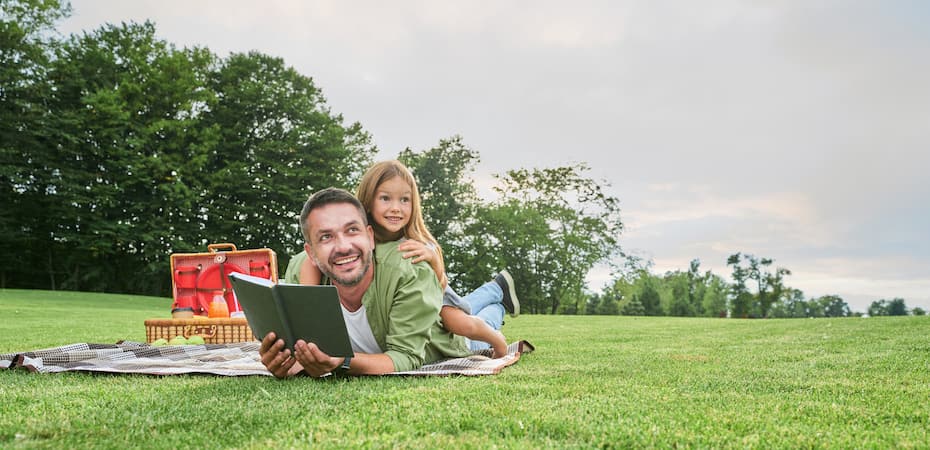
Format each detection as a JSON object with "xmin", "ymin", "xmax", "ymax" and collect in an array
[{"xmin": 1, "ymin": 340, "xmax": 534, "ymax": 377}]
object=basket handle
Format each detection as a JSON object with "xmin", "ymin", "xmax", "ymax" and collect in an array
[{"xmin": 208, "ymin": 243, "xmax": 238, "ymax": 253}]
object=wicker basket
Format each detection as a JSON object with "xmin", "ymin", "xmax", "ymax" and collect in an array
[{"xmin": 144, "ymin": 318, "xmax": 256, "ymax": 344}]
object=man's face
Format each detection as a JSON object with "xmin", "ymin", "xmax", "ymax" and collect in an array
[{"xmin": 305, "ymin": 202, "xmax": 375, "ymax": 287}]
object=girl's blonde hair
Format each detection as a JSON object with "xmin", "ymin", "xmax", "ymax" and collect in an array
[{"xmin": 355, "ymin": 160, "xmax": 445, "ymax": 268}]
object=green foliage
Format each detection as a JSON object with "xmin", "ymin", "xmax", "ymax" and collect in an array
[
  {"xmin": 667, "ymin": 285, "xmax": 693, "ymax": 316},
  {"xmin": 818, "ymin": 295, "xmax": 851, "ymax": 317},
  {"xmin": 638, "ymin": 278, "xmax": 663, "ymax": 316},
  {"xmin": 37, "ymin": 21, "xmax": 220, "ymax": 294},
  {"xmin": 0, "ymin": 0, "xmax": 72, "ymax": 289},
  {"xmin": 700, "ymin": 274, "xmax": 728, "ymax": 317},
  {"xmin": 200, "ymin": 51, "xmax": 375, "ymax": 267},
  {"xmin": 868, "ymin": 298, "xmax": 909, "ymax": 316},
  {"xmin": 398, "ymin": 135, "xmax": 480, "ymax": 246},
  {"xmin": 664, "ymin": 269, "xmax": 695, "ymax": 317},
  {"xmin": 769, "ymin": 288, "xmax": 808, "ymax": 318},
  {"xmin": 592, "ymin": 290, "xmax": 621, "ymax": 315},
  {"xmin": 457, "ymin": 200, "xmax": 552, "ymax": 308},
  {"xmin": 3, "ymin": 291, "xmax": 930, "ymax": 448},
  {"xmin": 595, "ymin": 277, "xmax": 628, "ymax": 316},
  {"xmin": 726, "ymin": 252, "xmax": 791, "ymax": 318},
  {"xmin": 1, "ymin": 10, "xmax": 374, "ymax": 294},
  {"xmin": 458, "ymin": 163, "xmax": 623, "ymax": 314},
  {"xmin": 600, "ymin": 254, "xmax": 855, "ymax": 320},
  {"xmin": 619, "ymin": 295, "xmax": 645, "ymax": 316}
]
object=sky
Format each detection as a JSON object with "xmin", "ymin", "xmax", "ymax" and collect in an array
[{"xmin": 58, "ymin": 1, "xmax": 930, "ymax": 313}]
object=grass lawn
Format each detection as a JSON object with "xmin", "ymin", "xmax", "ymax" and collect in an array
[{"xmin": 1, "ymin": 289, "xmax": 928, "ymax": 449}]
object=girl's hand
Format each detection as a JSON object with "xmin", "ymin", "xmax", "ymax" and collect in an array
[{"xmin": 398, "ymin": 240, "xmax": 436, "ymax": 264}]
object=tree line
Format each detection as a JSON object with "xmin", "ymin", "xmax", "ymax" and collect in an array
[
  {"xmin": 3, "ymin": 1, "xmax": 921, "ymax": 318},
  {"xmin": 586, "ymin": 254, "xmax": 924, "ymax": 318}
]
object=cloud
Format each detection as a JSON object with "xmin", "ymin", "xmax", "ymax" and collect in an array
[{"xmin": 622, "ymin": 185, "xmax": 827, "ymax": 245}]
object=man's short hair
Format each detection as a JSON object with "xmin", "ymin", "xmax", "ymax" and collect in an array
[{"xmin": 300, "ymin": 188, "xmax": 368, "ymax": 243}]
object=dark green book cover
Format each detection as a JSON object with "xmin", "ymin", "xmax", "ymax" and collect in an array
[{"xmin": 228, "ymin": 272, "xmax": 353, "ymax": 357}]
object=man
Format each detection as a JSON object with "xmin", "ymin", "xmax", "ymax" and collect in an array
[{"xmin": 259, "ymin": 187, "xmax": 471, "ymax": 378}]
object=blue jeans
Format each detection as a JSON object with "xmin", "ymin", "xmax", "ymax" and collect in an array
[{"xmin": 458, "ymin": 280, "xmax": 505, "ymax": 351}]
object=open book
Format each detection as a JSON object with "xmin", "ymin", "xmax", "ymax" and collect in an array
[{"xmin": 227, "ymin": 272, "xmax": 353, "ymax": 357}]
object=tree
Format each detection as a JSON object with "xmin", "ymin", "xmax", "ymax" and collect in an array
[
  {"xmin": 596, "ymin": 295, "xmax": 620, "ymax": 315},
  {"xmin": 0, "ymin": 0, "xmax": 72, "ymax": 288},
  {"xmin": 688, "ymin": 259, "xmax": 706, "ymax": 316},
  {"xmin": 764, "ymin": 266, "xmax": 791, "ymax": 318},
  {"xmin": 620, "ymin": 295, "xmax": 645, "ymax": 316},
  {"xmin": 666, "ymin": 271, "xmax": 694, "ymax": 317},
  {"xmin": 886, "ymin": 298, "xmax": 908, "ymax": 316},
  {"xmin": 773, "ymin": 288, "xmax": 808, "ymax": 318},
  {"xmin": 867, "ymin": 298, "xmax": 908, "ymax": 316},
  {"xmin": 397, "ymin": 136, "xmax": 489, "ymax": 302},
  {"xmin": 805, "ymin": 298, "xmax": 826, "ymax": 318},
  {"xmin": 661, "ymin": 259, "xmax": 706, "ymax": 317},
  {"xmin": 868, "ymin": 299, "xmax": 889, "ymax": 317},
  {"xmin": 459, "ymin": 163, "xmax": 622, "ymax": 314},
  {"xmin": 817, "ymin": 295, "xmax": 850, "ymax": 318},
  {"xmin": 701, "ymin": 274, "xmax": 728, "ymax": 317},
  {"xmin": 2, "ymin": 16, "xmax": 375, "ymax": 295},
  {"xmin": 585, "ymin": 293, "xmax": 601, "ymax": 315},
  {"xmin": 727, "ymin": 252, "xmax": 790, "ymax": 318},
  {"xmin": 201, "ymin": 51, "xmax": 375, "ymax": 276},
  {"xmin": 727, "ymin": 253, "xmax": 752, "ymax": 318},
  {"xmin": 17, "ymin": 21, "xmax": 219, "ymax": 293},
  {"xmin": 398, "ymin": 136, "xmax": 480, "ymax": 247},
  {"xmin": 746, "ymin": 255, "xmax": 772, "ymax": 316},
  {"xmin": 639, "ymin": 277, "xmax": 663, "ymax": 316}
]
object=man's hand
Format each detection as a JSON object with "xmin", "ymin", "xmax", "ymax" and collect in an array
[
  {"xmin": 258, "ymin": 332, "xmax": 303, "ymax": 379},
  {"xmin": 293, "ymin": 340, "xmax": 344, "ymax": 377},
  {"xmin": 398, "ymin": 239, "xmax": 436, "ymax": 265}
]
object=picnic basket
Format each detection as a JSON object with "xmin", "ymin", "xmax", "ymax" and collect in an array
[
  {"xmin": 144, "ymin": 242, "xmax": 277, "ymax": 344},
  {"xmin": 144, "ymin": 317, "xmax": 255, "ymax": 344},
  {"xmin": 168, "ymin": 242, "xmax": 278, "ymax": 316}
]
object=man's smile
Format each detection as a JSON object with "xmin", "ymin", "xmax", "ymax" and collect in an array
[{"xmin": 333, "ymin": 254, "xmax": 360, "ymax": 266}]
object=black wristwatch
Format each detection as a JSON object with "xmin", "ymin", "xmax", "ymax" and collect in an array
[{"xmin": 337, "ymin": 355, "xmax": 352, "ymax": 374}]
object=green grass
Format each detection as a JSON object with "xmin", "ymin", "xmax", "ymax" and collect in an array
[{"xmin": 1, "ymin": 289, "xmax": 928, "ymax": 449}]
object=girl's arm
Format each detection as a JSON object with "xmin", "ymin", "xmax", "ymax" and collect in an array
[
  {"xmin": 440, "ymin": 307, "xmax": 508, "ymax": 359},
  {"xmin": 397, "ymin": 240, "xmax": 447, "ymax": 289}
]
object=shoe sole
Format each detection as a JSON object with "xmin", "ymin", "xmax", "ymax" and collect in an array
[{"xmin": 499, "ymin": 270, "xmax": 519, "ymax": 317}]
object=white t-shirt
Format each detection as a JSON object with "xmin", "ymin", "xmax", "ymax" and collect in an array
[{"xmin": 341, "ymin": 304, "xmax": 381, "ymax": 354}]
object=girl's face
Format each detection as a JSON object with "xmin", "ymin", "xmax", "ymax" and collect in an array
[{"xmin": 369, "ymin": 176, "xmax": 413, "ymax": 237}]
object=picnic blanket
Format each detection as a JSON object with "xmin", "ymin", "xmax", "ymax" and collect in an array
[{"xmin": 1, "ymin": 340, "xmax": 534, "ymax": 377}]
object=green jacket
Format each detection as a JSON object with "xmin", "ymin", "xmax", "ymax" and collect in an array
[{"xmin": 283, "ymin": 242, "xmax": 469, "ymax": 371}]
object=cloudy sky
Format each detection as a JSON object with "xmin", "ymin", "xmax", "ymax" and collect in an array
[{"xmin": 59, "ymin": 1, "xmax": 930, "ymax": 312}]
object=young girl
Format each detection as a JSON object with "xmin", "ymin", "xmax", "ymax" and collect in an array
[{"xmin": 288, "ymin": 160, "xmax": 518, "ymax": 358}]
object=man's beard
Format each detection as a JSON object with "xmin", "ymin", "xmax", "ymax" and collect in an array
[{"xmin": 313, "ymin": 249, "xmax": 373, "ymax": 287}]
